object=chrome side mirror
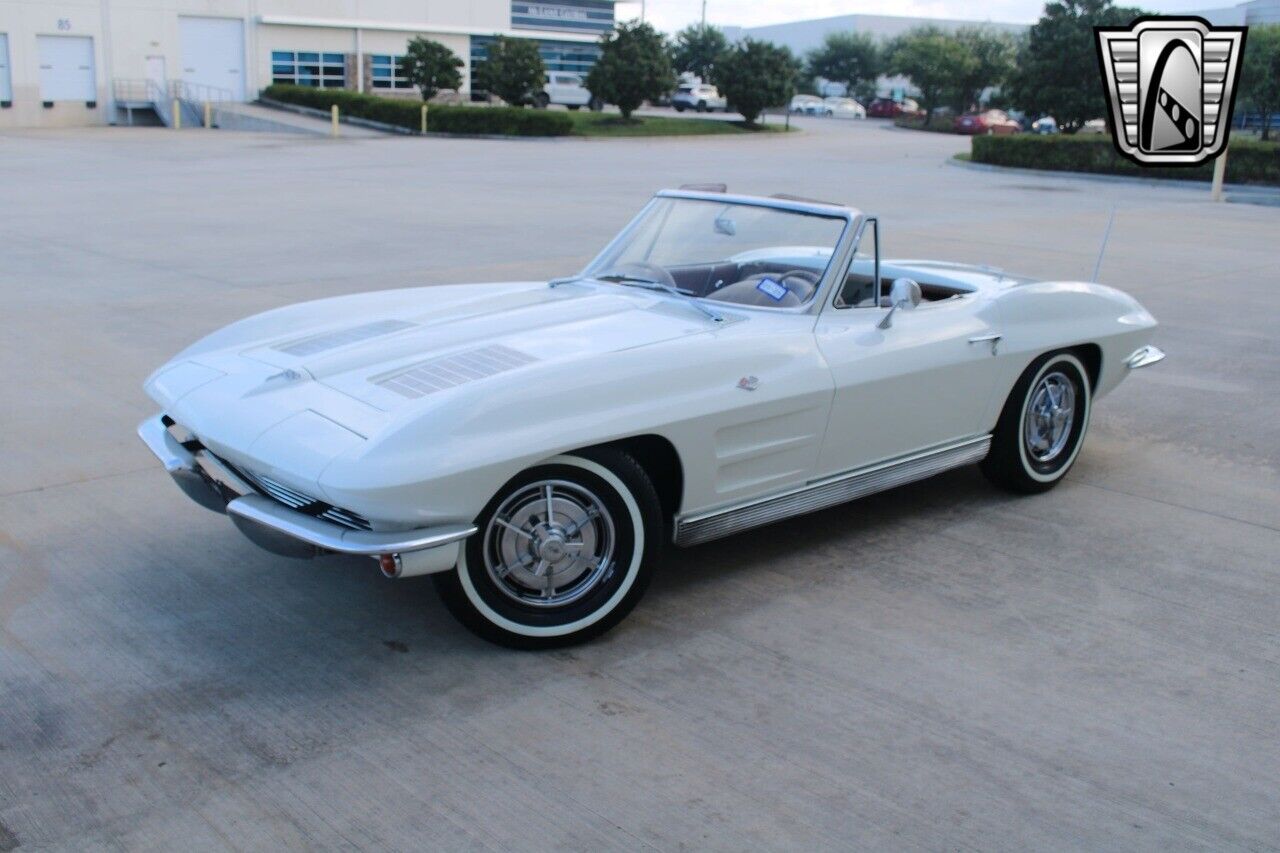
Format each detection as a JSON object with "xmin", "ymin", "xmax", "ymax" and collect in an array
[{"xmin": 877, "ymin": 278, "xmax": 922, "ymax": 329}]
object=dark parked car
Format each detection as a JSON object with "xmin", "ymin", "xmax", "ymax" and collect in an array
[
  {"xmin": 954, "ymin": 109, "xmax": 1022, "ymax": 135},
  {"xmin": 867, "ymin": 97, "xmax": 920, "ymax": 119}
]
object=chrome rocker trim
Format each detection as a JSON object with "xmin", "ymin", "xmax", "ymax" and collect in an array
[
  {"xmin": 673, "ymin": 435, "xmax": 992, "ymax": 547},
  {"xmin": 137, "ymin": 415, "xmax": 476, "ymax": 559},
  {"xmin": 1126, "ymin": 345, "xmax": 1166, "ymax": 369}
]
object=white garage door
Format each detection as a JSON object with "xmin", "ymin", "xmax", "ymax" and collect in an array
[
  {"xmin": 38, "ymin": 35, "xmax": 96, "ymax": 102},
  {"xmin": 0, "ymin": 34, "xmax": 12, "ymax": 103},
  {"xmin": 179, "ymin": 17, "xmax": 245, "ymax": 100}
]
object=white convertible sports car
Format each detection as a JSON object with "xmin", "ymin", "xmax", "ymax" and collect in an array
[{"xmin": 139, "ymin": 189, "xmax": 1164, "ymax": 648}]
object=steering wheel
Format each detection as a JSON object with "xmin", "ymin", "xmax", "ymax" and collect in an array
[
  {"xmin": 776, "ymin": 269, "xmax": 821, "ymax": 299},
  {"xmin": 611, "ymin": 261, "xmax": 678, "ymax": 289},
  {"xmin": 778, "ymin": 269, "xmax": 819, "ymax": 286}
]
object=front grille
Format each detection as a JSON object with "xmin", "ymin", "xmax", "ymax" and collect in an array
[{"xmin": 232, "ymin": 465, "xmax": 372, "ymax": 531}]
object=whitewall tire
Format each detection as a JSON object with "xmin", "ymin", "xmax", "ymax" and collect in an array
[
  {"xmin": 434, "ymin": 448, "xmax": 662, "ymax": 649},
  {"xmin": 982, "ymin": 351, "xmax": 1092, "ymax": 494}
]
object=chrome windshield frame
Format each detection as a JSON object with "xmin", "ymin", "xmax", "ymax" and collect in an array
[{"xmin": 577, "ymin": 190, "xmax": 864, "ymax": 316}]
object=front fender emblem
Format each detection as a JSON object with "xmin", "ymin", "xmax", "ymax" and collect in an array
[{"xmin": 737, "ymin": 376, "xmax": 760, "ymax": 392}]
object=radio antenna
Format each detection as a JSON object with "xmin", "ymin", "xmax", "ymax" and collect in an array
[{"xmin": 1092, "ymin": 204, "xmax": 1117, "ymax": 283}]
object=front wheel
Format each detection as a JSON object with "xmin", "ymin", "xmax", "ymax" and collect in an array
[
  {"xmin": 434, "ymin": 448, "xmax": 662, "ymax": 649},
  {"xmin": 982, "ymin": 351, "xmax": 1092, "ymax": 494}
]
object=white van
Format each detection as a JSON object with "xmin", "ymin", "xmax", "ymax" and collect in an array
[{"xmin": 533, "ymin": 73, "xmax": 603, "ymax": 111}]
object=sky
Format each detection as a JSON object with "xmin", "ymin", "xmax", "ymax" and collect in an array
[{"xmin": 615, "ymin": 0, "xmax": 1234, "ymax": 32}]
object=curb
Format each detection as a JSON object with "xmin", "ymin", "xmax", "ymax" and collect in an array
[
  {"xmin": 947, "ymin": 156, "xmax": 1280, "ymax": 206},
  {"xmin": 255, "ymin": 98, "xmax": 796, "ymax": 142}
]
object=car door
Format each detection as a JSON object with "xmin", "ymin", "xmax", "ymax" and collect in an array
[{"xmin": 812, "ymin": 221, "xmax": 1004, "ymax": 476}]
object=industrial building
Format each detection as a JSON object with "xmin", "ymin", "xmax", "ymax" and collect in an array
[{"xmin": 0, "ymin": 0, "xmax": 616, "ymax": 128}]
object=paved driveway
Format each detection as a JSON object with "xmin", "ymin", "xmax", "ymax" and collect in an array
[{"xmin": 1, "ymin": 118, "xmax": 1277, "ymax": 850}]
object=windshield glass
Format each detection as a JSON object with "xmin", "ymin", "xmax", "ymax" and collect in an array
[{"xmin": 585, "ymin": 197, "xmax": 847, "ymax": 309}]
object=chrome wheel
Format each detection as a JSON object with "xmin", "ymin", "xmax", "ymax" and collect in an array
[
  {"xmin": 482, "ymin": 479, "xmax": 616, "ymax": 608},
  {"xmin": 1023, "ymin": 371, "xmax": 1076, "ymax": 463}
]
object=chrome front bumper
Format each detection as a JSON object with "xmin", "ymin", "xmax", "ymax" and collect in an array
[{"xmin": 137, "ymin": 415, "xmax": 475, "ymax": 568}]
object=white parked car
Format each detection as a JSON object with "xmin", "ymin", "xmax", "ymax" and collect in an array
[
  {"xmin": 790, "ymin": 95, "xmax": 824, "ymax": 114},
  {"xmin": 533, "ymin": 72, "xmax": 602, "ymax": 111},
  {"xmin": 672, "ymin": 83, "xmax": 727, "ymax": 112},
  {"xmin": 140, "ymin": 189, "xmax": 1164, "ymax": 648},
  {"xmin": 822, "ymin": 97, "xmax": 867, "ymax": 119}
]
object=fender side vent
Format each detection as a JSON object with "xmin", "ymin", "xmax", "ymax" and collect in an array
[
  {"xmin": 373, "ymin": 344, "xmax": 538, "ymax": 399},
  {"xmin": 275, "ymin": 320, "xmax": 416, "ymax": 357}
]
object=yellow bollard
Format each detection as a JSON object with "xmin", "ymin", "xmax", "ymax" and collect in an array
[
  {"xmin": 203, "ymin": 100, "xmax": 212, "ymax": 129},
  {"xmin": 172, "ymin": 99, "xmax": 181, "ymax": 130},
  {"xmin": 331, "ymin": 104, "xmax": 339, "ymax": 138},
  {"xmin": 421, "ymin": 104, "xmax": 429, "ymax": 134},
  {"xmin": 1211, "ymin": 146, "xmax": 1228, "ymax": 202}
]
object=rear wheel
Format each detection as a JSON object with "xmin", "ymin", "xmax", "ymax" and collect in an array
[
  {"xmin": 589, "ymin": 96, "xmax": 605, "ymax": 112},
  {"xmin": 982, "ymin": 351, "xmax": 1092, "ymax": 494},
  {"xmin": 568, "ymin": 104, "xmax": 581, "ymax": 111},
  {"xmin": 434, "ymin": 449, "xmax": 662, "ymax": 649},
  {"xmin": 533, "ymin": 93, "xmax": 550, "ymax": 109},
  {"xmin": 697, "ymin": 100, "xmax": 708, "ymax": 113}
]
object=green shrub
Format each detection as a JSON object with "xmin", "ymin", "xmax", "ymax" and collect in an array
[
  {"xmin": 970, "ymin": 133, "xmax": 1280, "ymax": 186},
  {"xmin": 260, "ymin": 85, "xmax": 574, "ymax": 137}
]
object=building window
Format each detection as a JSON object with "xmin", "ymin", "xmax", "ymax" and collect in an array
[
  {"xmin": 370, "ymin": 55, "xmax": 414, "ymax": 90},
  {"xmin": 470, "ymin": 36, "xmax": 600, "ymax": 84},
  {"xmin": 271, "ymin": 51, "xmax": 346, "ymax": 87}
]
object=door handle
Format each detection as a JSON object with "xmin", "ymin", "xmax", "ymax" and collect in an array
[{"xmin": 968, "ymin": 333, "xmax": 1002, "ymax": 355}]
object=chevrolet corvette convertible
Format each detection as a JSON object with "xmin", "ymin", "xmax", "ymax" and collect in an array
[{"xmin": 139, "ymin": 189, "xmax": 1164, "ymax": 648}]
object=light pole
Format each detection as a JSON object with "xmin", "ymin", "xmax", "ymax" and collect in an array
[{"xmin": 701, "ymin": 0, "xmax": 708, "ymax": 26}]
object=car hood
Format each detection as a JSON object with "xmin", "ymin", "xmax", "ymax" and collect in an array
[{"xmin": 147, "ymin": 280, "xmax": 722, "ymax": 454}]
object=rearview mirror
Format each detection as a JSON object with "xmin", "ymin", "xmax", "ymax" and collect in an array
[{"xmin": 877, "ymin": 278, "xmax": 922, "ymax": 329}]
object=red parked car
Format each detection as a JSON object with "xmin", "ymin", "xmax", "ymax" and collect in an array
[
  {"xmin": 867, "ymin": 97, "xmax": 921, "ymax": 118},
  {"xmin": 954, "ymin": 109, "xmax": 1022, "ymax": 135}
]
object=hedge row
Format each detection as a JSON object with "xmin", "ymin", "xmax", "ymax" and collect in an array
[
  {"xmin": 260, "ymin": 85, "xmax": 574, "ymax": 137},
  {"xmin": 970, "ymin": 133, "xmax": 1280, "ymax": 186}
]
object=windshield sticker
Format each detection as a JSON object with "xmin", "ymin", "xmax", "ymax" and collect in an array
[{"xmin": 756, "ymin": 278, "xmax": 789, "ymax": 301}]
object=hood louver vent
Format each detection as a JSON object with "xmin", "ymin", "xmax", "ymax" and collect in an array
[
  {"xmin": 275, "ymin": 320, "xmax": 416, "ymax": 357},
  {"xmin": 373, "ymin": 344, "xmax": 538, "ymax": 399}
]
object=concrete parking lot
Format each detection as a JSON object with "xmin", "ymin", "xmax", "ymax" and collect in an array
[{"xmin": 1, "ymin": 117, "xmax": 1278, "ymax": 850}]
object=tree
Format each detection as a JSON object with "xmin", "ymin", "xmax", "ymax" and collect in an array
[
  {"xmin": 671, "ymin": 23, "xmax": 728, "ymax": 80},
  {"xmin": 806, "ymin": 31, "xmax": 879, "ymax": 100},
  {"xmin": 587, "ymin": 21, "xmax": 675, "ymax": 120},
  {"xmin": 400, "ymin": 37, "xmax": 463, "ymax": 101},
  {"xmin": 1240, "ymin": 24, "xmax": 1280, "ymax": 140},
  {"xmin": 475, "ymin": 36, "xmax": 545, "ymax": 107},
  {"xmin": 949, "ymin": 26, "xmax": 1017, "ymax": 112},
  {"xmin": 1008, "ymin": 0, "xmax": 1146, "ymax": 133},
  {"xmin": 713, "ymin": 38, "xmax": 801, "ymax": 125},
  {"xmin": 886, "ymin": 26, "xmax": 975, "ymax": 125}
]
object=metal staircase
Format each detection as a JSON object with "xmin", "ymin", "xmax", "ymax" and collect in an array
[{"xmin": 112, "ymin": 78, "xmax": 235, "ymax": 128}]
